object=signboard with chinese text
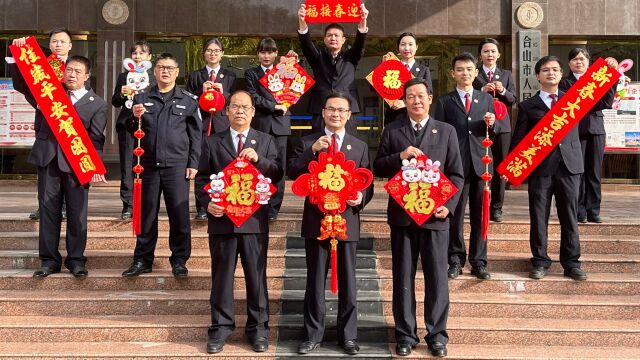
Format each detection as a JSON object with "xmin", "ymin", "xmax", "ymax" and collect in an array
[
  {"xmin": 498, "ymin": 58, "xmax": 621, "ymax": 186},
  {"xmin": 259, "ymin": 55, "xmax": 315, "ymax": 109},
  {"xmin": 0, "ymin": 79, "xmax": 36, "ymax": 147},
  {"xmin": 518, "ymin": 30, "xmax": 541, "ymax": 102},
  {"xmin": 304, "ymin": 0, "xmax": 361, "ymax": 23},
  {"xmin": 603, "ymin": 83, "xmax": 640, "ymax": 152}
]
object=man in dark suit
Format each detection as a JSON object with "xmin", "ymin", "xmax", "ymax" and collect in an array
[
  {"xmin": 559, "ymin": 48, "xmax": 617, "ymax": 224},
  {"xmin": 195, "ymin": 90, "xmax": 283, "ymax": 354},
  {"xmin": 374, "ymin": 78, "xmax": 464, "ymax": 357},
  {"xmin": 244, "ymin": 37, "xmax": 290, "ymax": 221},
  {"xmin": 122, "ymin": 53, "xmax": 201, "ymax": 278},
  {"xmin": 508, "ymin": 55, "xmax": 586, "ymax": 282},
  {"xmin": 7, "ymin": 52, "xmax": 107, "ymax": 278},
  {"xmin": 473, "ymin": 38, "xmax": 518, "ymax": 222},
  {"xmin": 434, "ymin": 52, "xmax": 495, "ymax": 280},
  {"xmin": 297, "ymin": 3, "xmax": 369, "ymax": 134},
  {"xmin": 288, "ymin": 92, "xmax": 373, "ymax": 356}
]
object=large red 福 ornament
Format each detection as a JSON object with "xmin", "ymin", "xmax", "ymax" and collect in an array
[
  {"xmin": 291, "ymin": 145, "xmax": 373, "ymax": 293},
  {"xmin": 369, "ymin": 59, "xmax": 413, "ymax": 102}
]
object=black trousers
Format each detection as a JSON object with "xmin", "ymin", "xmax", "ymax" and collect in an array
[
  {"xmin": 133, "ymin": 166, "xmax": 191, "ymax": 266},
  {"xmin": 268, "ymin": 134, "xmax": 287, "ymax": 215},
  {"xmin": 311, "ymin": 114, "xmax": 357, "ymax": 135},
  {"xmin": 37, "ymin": 160, "xmax": 89, "ymax": 270},
  {"xmin": 208, "ymin": 233, "xmax": 270, "ymax": 342},
  {"xmin": 448, "ymin": 172, "xmax": 487, "ymax": 268},
  {"xmin": 528, "ymin": 165, "xmax": 581, "ymax": 269},
  {"xmin": 490, "ymin": 132, "xmax": 510, "ymax": 213},
  {"xmin": 117, "ymin": 128, "xmax": 134, "ymax": 211},
  {"xmin": 578, "ymin": 133, "xmax": 605, "ymax": 218},
  {"xmin": 303, "ymin": 238, "xmax": 358, "ymax": 343},
  {"xmin": 391, "ymin": 225, "xmax": 449, "ymax": 346}
]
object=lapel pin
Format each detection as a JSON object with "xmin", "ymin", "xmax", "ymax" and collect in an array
[
  {"xmin": 219, "ymin": 73, "xmax": 224, "ymax": 79},
  {"xmin": 415, "ymin": 67, "xmax": 420, "ymax": 72},
  {"xmin": 251, "ymin": 139, "xmax": 256, "ymax": 145},
  {"xmin": 495, "ymin": 74, "xmax": 500, "ymax": 80},
  {"xmin": 474, "ymin": 99, "xmax": 478, "ymax": 103},
  {"xmin": 346, "ymin": 144, "xmax": 352, "ymax": 150},
  {"xmin": 89, "ymin": 96, "xmax": 94, "ymax": 101},
  {"xmin": 432, "ymin": 129, "xmax": 438, "ymax": 133}
]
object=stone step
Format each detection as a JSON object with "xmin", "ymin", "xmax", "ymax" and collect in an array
[
  {"xmin": 1, "ymin": 217, "xmax": 637, "ymax": 236},
  {"xmin": 0, "ymin": 342, "xmax": 637, "ymax": 360},
  {"xmin": 0, "ymin": 249, "xmax": 286, "ymax": 270},
  {"xmin": 283, "ymin": 268, "xmax": 380, "ymax": 291},
  {"xmin": 277, "ymin": 314, "xmax": 388, "ymax": 342},
  {"xmin": 374, "ymin": 251, "xmax": 640, "ymax": 273},
  {"xmin": 284, "ymin": 249, "xmax": 377, "ymax": 270}
]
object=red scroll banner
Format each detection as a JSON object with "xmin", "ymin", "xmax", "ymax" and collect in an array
[
  {"xmin": 304, "ymin": 0, "xmax": 361, "ymax": 23},
  {"xmin": 498, "ymin": 58, "xmax": 620, "ymax": 186},
  {"xmin": 203, "ymin": 158, "xmax": 277, "ymax": 227},
  {"xmin": 9, "ymin": 37, "xmax": 105, "ymax": 185},
  {"xmin": 384, "ymin": 155, "xmax": 458, "ymax": 225}
]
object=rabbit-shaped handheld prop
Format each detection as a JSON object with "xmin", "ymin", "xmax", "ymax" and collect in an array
[{"xmin": 122, "ymin": 58, "xmax": 153, "ymax": 109}]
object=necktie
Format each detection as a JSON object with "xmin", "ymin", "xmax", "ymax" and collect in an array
[
  {"xmin": 331, "ymin": 133, "xmax": 338, "ymax": 154},
  {"xmin": 487, "ymin": 70, "xmax": 493, "ymax": 82},
  {"xmin": 237, "ymin": 134, "xmax": 244, "ymax": 155},
  {"xmin": 464, "ymin": 92, "xmax": 471, "ymax": 113},
  {"xmin": 549, "ymin": 94, "xmax": 558, "ymax": 108},
  {"xmin": 415, "ymin": 123, "xmax": 422, "ymax": 132},
  {"xmin": 210, "ymin": 70, "xmax": 216, "ymax": 82}
]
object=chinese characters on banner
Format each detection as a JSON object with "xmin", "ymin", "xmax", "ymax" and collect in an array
[
  {"xmin": 384, "ymin": 155, "xmax": 458, "ymax": 226},
  {"xmin": 259, "ymin": 55, "xmax": 315, "ymax": 109},
  {"xmin": 203, "ymin": 158, "xmax": 276, "ymax": 227},
  {"xmin": 304, "ymin": 0, "xmax": 361, "ymax": 23},
  {"xmin": 498, "ymin": 58, "xmax": 621, "ymax": 186},
  {"xmin": 518, "ymin": 30, "xmax": 541, "ymax": 102},
  {"xmin": 8, "ymin": 37, "xmax": 106, "ymax": 185},
  {"xmin": 366, "ymin": 54, "xmax": 414, "ymax": 107}
]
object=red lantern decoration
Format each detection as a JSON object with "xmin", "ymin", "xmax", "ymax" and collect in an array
[
  {"xmin": 482, "ymin": 138, "xmax": 493, "ymax": 148},
  {"xmin": 133, "ymin": 147, "xmax": 144, "ymax": 158},
  {"xmin": 134, "ymin": 129, "xmax": 145, "ymax": 139},
  {"xmin": 481, "ymin": 155, "xmax": 493, "ymax": 165},
  {"xmin": 199, "ymin": 89, "xmax": 226, "ymax": 137},
  {"xmin": 494, "ymin": 99, "xmax": 508, "ymax": 120}
]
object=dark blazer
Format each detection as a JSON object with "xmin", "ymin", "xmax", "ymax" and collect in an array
[
  {"xmin": 511, "ymin": 91, "xmax": 584, "ymax": 177},
  {"xmin": 473, "ymin": 66, "xmax": 517, "ymax": 134},
  {"xmin": 374, "ymin": 115, "xmax": 464, "ymax": 230},
  {"xmin": 186, "ymin": 66, "xmax": 237, "ymax": 133},
  {"xmin": 434, "ymin": 89, "xmax": 495, "ymax": 177},
  {"xmin": 287, "ymin": 132, "xmax": 373, "ymax": 242},
  {"xmin": 244, "ymin": 66, "xmax": 291, "ymax": 136},
  {"xmin": 195, "ymin": 128, "xmax": 283, "ymax": 234},
  {"xmin": 384, "ymin": 59, "xmax": 433, "ymax": 123},
  {"xmin": 111, "ymin": 71, "xmax": 156, "ymax": 131},
  {"xmin": 298, "ymin": 30, "xmax": 366, "ymax": 114},
  {"xmin": 129, "ymin": 85, "xmax": 202, "ymax": 169},
  {"xmin": 559, "ymin": 73, "xmax": 615, "ymax": 136}
]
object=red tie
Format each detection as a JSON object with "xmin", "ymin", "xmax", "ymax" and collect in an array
[
  {"xmin": 237, "ymin": 134, "xmax": 244, "ymax": 155},
  {"xmin": 464, "ymin": 92, "xmax": 471, "ymax": 113},
  {"xmin": 549, "ymin": 94, "xmax": 558, "ymax": 108},
  {"xmin": 487, "ymin": 70, "xmax": 493, "ymax": 82},
  {"xmin": 331, "ymin": 133, "xmax": 338, "ymax": 154},
  {"xmin": 210, "ymin": 70, "xmax": 216, "ymax": 82}
]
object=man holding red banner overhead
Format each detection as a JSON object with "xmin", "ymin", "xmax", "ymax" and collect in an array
[
  {"xmin": 195, "ymin": 90, "xmax": 282, "ymax": 354},
  {"xmin": 288, "ymin": 92, "xmax": 373, "ymax": 356},
  {"xmin": 374, "ymin": 78, "xmax": 463, "ymax": 357},
  {"xmin": 297, "ymin": 2, "xmax": 369, "ymax": 134},
  {"xmin": 6, "ymin": 52, "xmax": 107, "ymax": 278}
]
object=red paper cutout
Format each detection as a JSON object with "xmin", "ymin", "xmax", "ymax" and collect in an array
[
  {"xmin": 259, "ymin": 55, "xmax": 315, "ymax": 108},
  {"xmin": 370, "ymin": 59, "xmax": 413, "ymax": 101}
]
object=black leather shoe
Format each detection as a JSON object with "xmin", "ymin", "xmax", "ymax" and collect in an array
[
  {"xmin": 171, "ymin": 263, "xmax": 188, "ymax": 277},
  {"xmin": 33, "ymin": 267, "xmax": 60, "ymax": 278},
  {"xmin": 122, "ymin": 261, "xmax": 152, "ymax": 277},
  {"xmin": 587, "ymin": 215, "xmax": 602, "ymax": 223},
  {"xmin": 298, "ymin": 341, "xmax": 320, "ymax": 354},
  {"xmin": 207, "ymin": 339, "xmax": 225, "ymax": 354},
  {"xmin": 490, "ymin": 211, "xmax": 503, "ymax": 223},
  {"xmin": 342, "ymin": 340, "xmax": 359, "ymax": 355},
  {"xmin": 447, "ymin": 264, "xmax": 462, "ymax": 279},
  {"xmin": 529, "ymin": 266, "xmax": 548, "ymax": 279},
  {"xmin": 471, "ymin": 266, "xmax": 491, "ymax": 280},
  {"xmin": 121, "ymin": 210, "xmax": 132, "ymax": 220},
  {"xmin": 395, "ymin": 341, "xmax": 415, "ymax": 356},
  {"xmin": 564, "ymin": 267, "xmax": 587, "ymax": 281},
  {"xmin": 252, "ymin": 337, "xmax": 269, "ymax": 352},
  {"xmin": 195, "ymin": 211, "xmax": 207, "ymax": 220},
  {"xmin": 268, "ymin": 212, "xmax": 278, "ymax": 221},
  {"xmin": 71, "ymin": 265, "xmax": 88, "ymax": 278},
  {"xmin": 29, "ymin": 209, "xmax": 40, "ymax": 220},
  {"xmin": 428, "ymin": 341, "xmax": 448, "ymax": 357},
  {"xmin": 578, "ymin": 215, "xmax": 588, "ymax": 223}
]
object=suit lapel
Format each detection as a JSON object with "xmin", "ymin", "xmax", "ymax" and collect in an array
[
  {"xmin": 419, "ymin": 119, "xmax": 440, "ymax": 149},
  {"xmin": 451, "ymin": 92, "xmax": 467, "ymax": 114},
  {"xmin": 531, "ymin": 93, "xmax": 549, "ymax": 111},
  {"xmin": 220, "ymin": 130, "xmax": 237, "ymax": 158},
  {"xmin": 73, "ymin": 91, "xmax": 92, "ymax": 109},
  {"xmin": 245, "ymin": 128, "xmax": 258, "ymax": 151},
  {"xmin": 341, "ymin": 133, "xmax": 359, "ymax": 161},
  {"xmin": 398, "ymin": 118, "xmax": 417, "ymax": 145}
]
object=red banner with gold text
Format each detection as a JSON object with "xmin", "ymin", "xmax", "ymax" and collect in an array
[
  {"xmin": 9, "ymin": 37, "xmax": 105, "ymax": 185},
  {"xmin": 304, "ymin": 0, "xmax": 361, "ymax": 23},
  {"xmin": 498, "ymin": 58, "xmax": 620, "ymax": 186}
]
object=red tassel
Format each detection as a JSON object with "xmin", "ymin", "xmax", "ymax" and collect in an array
[
  {"xmin": 481, "ymin": 185, "xmax": 490, "ymax": 241},
  {"xmin": 207, "ymin": 113, "xmax": 213, "ymax": 137},
  {"xmin": 330, "ymin": 238, "xmax": 338, "ymax": 294},
  {"xmin": 133, "ymin": 178, "xmax": 142, "ymax": 235}
]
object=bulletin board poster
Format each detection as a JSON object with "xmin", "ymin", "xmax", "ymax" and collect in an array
[
  {"xmin": 0, "ymin": 79, "xmax": 36, "ymax": 147},
  {"xmin": 603, "ymin": 83, "xmax": 640, "ymax": 152}
]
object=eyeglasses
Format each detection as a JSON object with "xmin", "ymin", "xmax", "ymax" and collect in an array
[
  {"xmin": 228, "ymin": 104, "xmax": 253, "ymax": 112},
  {"xmin": 324, "ymin": 107, "xmax": 350, "ymax": 115},
  {"xmin": 155, "ymin": 65, "xmax": 178, "ymax": 73},
  {"xmin": 405, "ymin": 94, "xmax": 429, "ymax": 101},
  {"xmin": 64, "ymin": 68, "xmax": 85, "ymax": 75},
  {"xmin": 204, "ymin": 49, "xmax": 223, "ymax": 55}
]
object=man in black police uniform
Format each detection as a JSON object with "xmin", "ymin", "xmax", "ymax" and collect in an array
[
  {"xmin": 374, "ymin": 78, "xmax": 464, "ymax": 357},
  {"xmin": 297, "ymin": 2, "xmax": 369, "ymax": 134},
  {"xmin": 7, "ymin": 51, "xmax": 107, "ymax": 278},
  {"xmin": 195, "ymin": 90, "xmax": 282, "ymax": 354},
  {"xmin": 288, "ymin": 92, "xmax": 373, "ymax": 356},
  {"xmin": 122, "ymin": 53, "xmax": 202, "ymax": 278}
]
